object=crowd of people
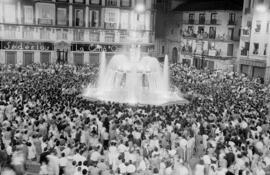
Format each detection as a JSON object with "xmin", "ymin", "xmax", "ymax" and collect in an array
[{"xmin": 0, "ymin": 62, "xmax": 270, "ymax": 175}]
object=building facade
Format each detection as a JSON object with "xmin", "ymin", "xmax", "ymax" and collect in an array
[
  {"xmin": 238, "ymin": 0, "xmax": 270, "ymax": 83},
  {"xmin": 0, "ymin": 0, "xmax": 156, "ymax": 66},
  {"xmin": 154, "ymin": 0, "xmax": 183, "ymax": 63},
  {"xmin": 179, "ymin": 3, "xmax": 242, "ymax": 71}
]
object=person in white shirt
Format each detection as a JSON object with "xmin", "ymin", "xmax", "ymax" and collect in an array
[
  {"xmin": 118, "ymin": 159, "xmax": 127, "ymax": 174},
  {"xmin": 126, "ymin": 161, "xmax": 136, "ymax": 174},
  {"xmin": 59, "ymin": 152, "xmax": 68, "ymax": 175}
]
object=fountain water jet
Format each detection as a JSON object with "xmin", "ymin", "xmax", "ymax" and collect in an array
[{"xmin": 83, "ymin": 47, "xmax": 187, "ymax": 106}]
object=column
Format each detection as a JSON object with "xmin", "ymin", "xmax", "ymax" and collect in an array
[
  {"xmin": 17, "ymin": 1, "xmax": 22, "ymax": 24},
  {"xmin": 0, "ymin": 51, "xmax": 5, "ymax": 64},
  {"xmin": 69, "ymin": 5, "xmax": 73, "ymax": 27},
  {"xmin": 248, "ymin": 65, "xmax": 253, "ymax": 78},
  {"xmin": 34, "ymin": 51, "xmax": 41, "ymax": 64},
  {"xmin": 17, "ymin": 51, "xmax": 23, "ymax": 65},
  {"xmin": 0, "ymin": 0, "xmax": 3, "ymax": 23},
  {"xmin": 85, "ymin": 6, "xmax": 89, "ymax": 28},
  {"xmin": 83, "ymin": 52, "xmax": 88, "ymax": 64}
]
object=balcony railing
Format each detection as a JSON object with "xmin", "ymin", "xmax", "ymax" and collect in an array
[
  {"xmin": 182, "ymin": 31, "xmax": 240, "ymax": 41},
  {"xmin": 198, "ymin": 19, "xmax": 206, "ymax": 24},
  {"xmin": 228, "ymin": 20, "xmax": 237, "ymax": 25},
  {"xmin": 38, "ymin": 19, "xmax": 53, "ymax": 25},
  {"xmin": 188, "ymin": 19, "xmax": 195, "ymax": 24},
  {"xmin": 241, "ymin": 49, "xmax": 249, "ymax": 56},
  {"xmin": 242, "ymin": 29, "xmax": 250, "ymax": 36},
  {"xmin": 0, "ymin": 24, "xmax": 154, "ymax": 44}
]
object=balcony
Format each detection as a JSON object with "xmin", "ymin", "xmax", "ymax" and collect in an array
[
  {"xmin": 188, "ymin": 19, "xmax": 195, "ymax": 24},
  {"xmin": 241, "ymin": 48, "xmax": 249, "ymax": 56},
  {"xmin": 228, "ymin": 20, "xmax": 237, "ymax": 25},
  {"xmin": 198, "ymin": 19, "xmax": 206, "ymax": 24},
  {"xmin": 106, "ymin": 0, "xmax": 117, "ymax": 7},
  {"xmin": 181, "ymin": 46, "xmax": 193, "ymax": 55},
  {"xmin": 38, "ymin": 19, "xmax": 53, "ymax": 25},
  {"xmin": 210, "ymin": 19, "xmax": 217, "ymax": 25}
]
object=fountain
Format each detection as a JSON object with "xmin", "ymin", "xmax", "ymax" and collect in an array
[{"xmin": 83, "ymin": 46, "xmax": 188, "ymax": 106}]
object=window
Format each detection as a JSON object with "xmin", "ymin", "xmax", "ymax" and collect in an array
[
  {"xmin": 199, "ymin": 14, "xmax": 205, "ymax": 24},
  {"xmin": 210, "ymin": 13, "xmax": 217, "ymax": 24},
  {"xmin": 74, "ymin": 9, "xmax": 84, "ymax": 26},
  {"xmin": 120, "ymin": 11, "xmax": 129, "ymax": 29},
  {"xmin": 119, "ymin": 31, "xmax": 128, "ymax": 42},
  {"xmin": 4, "ymin": 4, "xmax": 16, "ymax": 23},
  {"xmin": 37, "ymin": 3, "xmax": 55, "ymax": 25},
  {"xmin": 57, "ymin": 8, "xmax": 67, "ymax": 25},
  {"xmin": 162, "ymin": 46, "xmax": 165, "ymax": 54},
  {"xmin": 188, "ymin": 14, "xmax": 195, "ymax": 24},
  {"xmin": 74, "ymin": 0, "xmax": 85, "ymax": 3},
  {"xmin": 40, "ymin": 28, "xmax": 51, "ymax": 40},
  {"xmin": 253, "ymin": 43, "xmax": 259, "ymax": 55},
  {"xmin": 258, "ymin": 0, "xmax": 264, "ymax": 3},
  {"xmin": 241, "ymin": 42, "xmax": 250, "ymax": 56},
  {"xmin": 105, "ymin": 32, "xmax": 115, "ymax": 42},
  {"xmin": 198, "ymin": 26, "xmax": 204, "ymax": 34},
  {"xmin": 89, "ymin": 30, "xmax": 100, "ymax": 42},
  {"xmin": 121, "ymin": 0, "xmax": 131, "ymax": 7},
  {"xmin": 90, "ymin": 0, "xmax": 100, "ymax": 4},
  {"xmin": 89, "ymin": 10, "xmax": 99, "ymax": 27},
  {"xmin": 24, "ymin": 6, "xmax": 34, "ymax": 24},
  {"xmin": 23, "ymin": 27, "xmax": 34, "ymax": 39},
  {"xmin": 104, "ymin": 8, "xmax": 120, "ymax": 29},
  {"xmin": 106, "ymin": 0, "xmax": 117, "ymax": 6},
  {"xmin": 267, "ymin": 21, "xmax": 270, "ymax": 33},
  {"xmin": 187, "ymin": 26, "xmax": 194, "ymax": 34},
  {"xmin": 264, "ymin": 44, "xmax": 267, "ymax": 55},
  {"xmin": 74, "ymin": 30, "xmax": 84, "ymax": 41},
  {"xmin": 209, "ymin": 27, "xmax": 216, "ymax": 39},
  {"xmin": 4, "ymin": 26, "xmax": 17, "ymax": 39},
  {"xmin": 255, "ymin": 21, "xmax": 261, "ymax": 32},
  {"xmin": 56, "ymin": 29, "xmax": 68, "ymax": 40},
  {"xmin": 136, "ymin": 14, "xmax": 145, "ymax": 30},
  {"xmin": 229, "ymin": 13, "xmax": 235, "ymax": 25}
]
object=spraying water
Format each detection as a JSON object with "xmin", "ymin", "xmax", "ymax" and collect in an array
[{"xmin": 83, "ymin": 47, "xmax": 187, "ymax": 106}]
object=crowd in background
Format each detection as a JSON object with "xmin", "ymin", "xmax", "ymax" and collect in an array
[{"xmin": 0, "ymin": 63, "xmax": 270, "ymax": 175}]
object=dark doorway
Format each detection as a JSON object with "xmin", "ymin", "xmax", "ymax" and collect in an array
[
  {"xmin": 172, "ymin": 47, "xmax": 178, "ymax": 63},
  {"xmin": 5, "ymin": 51, "xmax": 17, "ymax": 65},
  {"xmin": 40, "ymin": 52, "xmax": 51, "ymax": 64},
  {"xmin": 23, "ymin": 52, "xmax": 34, "ymax": 66},
  {"xmin": 57, "ymin": 50, "xmax": 68, "ymax": 64}
]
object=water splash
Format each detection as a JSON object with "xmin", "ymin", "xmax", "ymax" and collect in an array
[{"xmin": 83, "ymin": 47, "xmax": 187, "ymax": 106}]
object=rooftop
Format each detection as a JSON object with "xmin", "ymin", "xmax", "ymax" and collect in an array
[{"xmin": 173, "ymin": 0, "xmax": 243, "ymax": 11}]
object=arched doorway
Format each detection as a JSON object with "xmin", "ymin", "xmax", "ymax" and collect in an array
[{"xmin": 172, "ymin": 47, "xmax": 178, "ymax": 64}]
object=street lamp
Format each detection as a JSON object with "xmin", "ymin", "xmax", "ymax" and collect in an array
[{"xmin": 135, "ymin": 4, "xmax": 145, "ymax": 13}]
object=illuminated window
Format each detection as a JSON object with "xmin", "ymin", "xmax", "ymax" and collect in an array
[
  {"xmin": 120, "ymin": 11, "xmax": 129, "ymax": 29},
  {"xmin": 57, "ymin": 8, "xmax": 67, "ymax": 26},
  {"xmin": 4, "ymin": 4, "xmax": 16, "ymax": 23},
  {"xmin": 24, "ymin": 6, "xmax": 34, "ymax": 24}
]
